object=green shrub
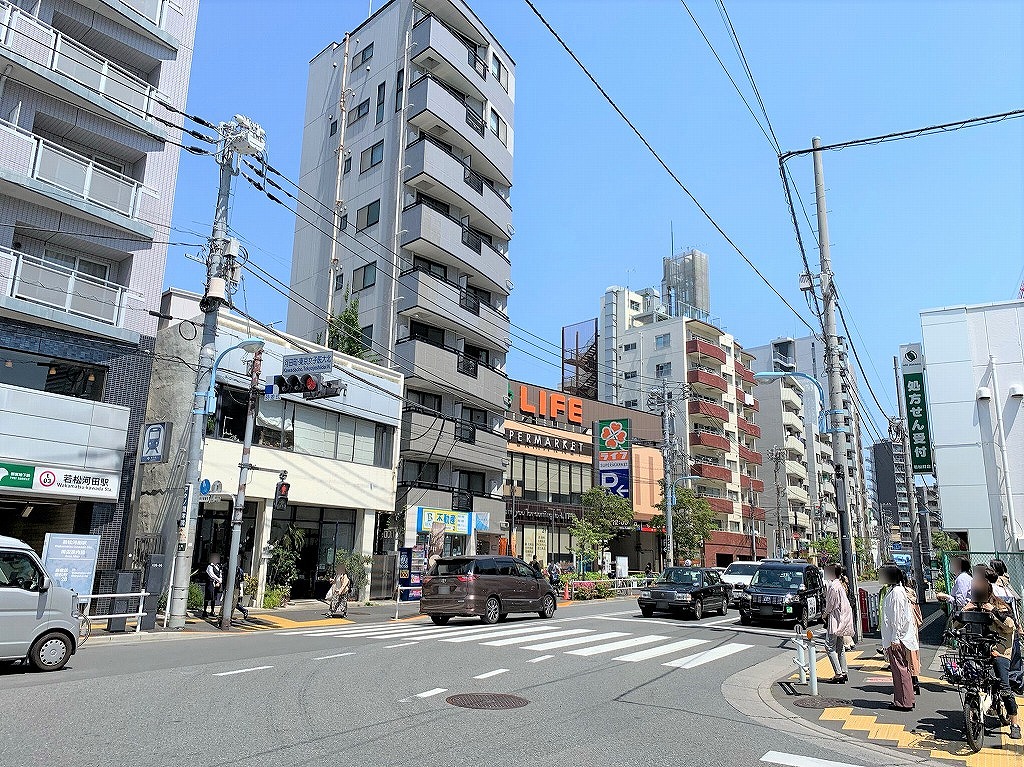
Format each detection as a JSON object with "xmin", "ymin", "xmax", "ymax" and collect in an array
[
  {"xmin": 573, "ymin": 583, "xmax": 596, "ymax": 600},
  {"xmin": 157, "ymin": 590, "xmax": 168, "ymax": 612},
  {"xmin": 188, "ymin": 583, "xmax": 203, "ymax": 610},
  {"xmin": 593, "ymin": 581, "xmax": 613, "ymax": 599},
  {"xmin": 263, "ymin": 587, "xmax": 287, "ymax": 609}
]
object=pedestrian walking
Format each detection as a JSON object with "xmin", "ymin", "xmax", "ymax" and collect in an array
[
  {"xmin": 530, "ymin": 555, "xmax": 542, "ymax": 574},
  {"xmin": 234, "ymin": 564, "xmax": 250, "ymax": 621},
  {"xmin": 202, "ymin": 554, "xmax": 222, "ymax": 619},
  {"xmin": 823, "ymin": 564, "xmax": 854, "ymax": 684},
  {"xmin": 879, "ymin": 564, "xmax": 917, "ymax": 711},
  {"xmin": 989, "ymin": 559, "xmax": 1023, "ymax": 695},
  {"xmin": 325, "ymin": 566, "xmax": 351, "ymax": 618},
  {"xmin": 644, "ymin": 563, "xmax": 654, "ymax": 585}
]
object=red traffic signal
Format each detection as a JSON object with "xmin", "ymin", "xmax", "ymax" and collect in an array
[
  {"xmin": 273, "ymin": 481, "xmax": 290, "ymax": 512},
  {"xmin": 301, "ymin": 374, "xmax": 318, "ymax": 392}
]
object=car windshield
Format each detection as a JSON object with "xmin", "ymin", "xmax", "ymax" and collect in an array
[
  {"xmin": 724, "ymin": 562, "xmax": 759, "ymax": 576},
  {"xmin": 658, "ymin": 568, "xmax": 702, "ymax": 585},
  {"xmin": 430, "ymin": 558, "xmax": 474, "ymax": 576},
  {"xmin": 750, "ymin": 568, "xmax": 804, "ymax": 589}
]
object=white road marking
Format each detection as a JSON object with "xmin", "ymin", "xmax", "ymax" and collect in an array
[
  {"xmin": 760, "ymin": 751, "xmax": 867, "ymax": 767},
  {"xmin": 663, "ymin": 643, "xmax": 753, "ymax": 669},
  {"xmin": 213, "ymin": 665, "xmax": 273, "ymax": 677},
  {"xmin": 473, "ymin": 668, "xmax": 509, "ymax": 679},
  {"xmin": 314, "ymin": 653, "xmax": 354, "ymax": 660},
  {"xmin": 384, "ymin": 641, "xmax": 419, "ymax": 649},
  {"xmin": 415, "ymin": 688, "xmax": 448, "ymax": 698},
  {"xmin": 527, "ymin": 655, "xmax": 553, "ymax": 663},
  {"xmin": 439, "ymin": 625, "xmax": 561, "ymax": 643},
  {"xmin": 481, "ymin": 629, "xmax": 592, "ymax": 646},
  {"xmin": 591, "ymin": 616, "xmax": 685, "ymax": 626},
  {"xmin": 612, "ymin": 638, "xmax": 708, "ymax": 662},
  {"xmin": 565, "ymin": 635, "xmax": 669, "ymax": 656},
  {"xmin": 522, "ymin": 632, "xmax": 630, "ymax": 651}
]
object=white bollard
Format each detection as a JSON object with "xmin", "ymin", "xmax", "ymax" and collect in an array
[
  {"xmin": 808, "ymin": 641, "xmax": 818, "ymax": 695},
  {"xmin": 795, "ymin": 639, "xmax": 807, "ymax": 684}
]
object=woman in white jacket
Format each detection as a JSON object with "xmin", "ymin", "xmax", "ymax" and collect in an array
[
  {"xmin": 879, "ymin": 564, "xmax": 918, "ymax": 711},
  {"xmin": 823, "ymin": 564, "xmax": 855, "ymax": 684}
]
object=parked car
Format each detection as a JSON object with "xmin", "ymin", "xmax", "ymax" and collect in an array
[
  {"xmin": 420, "ymin": 555, "xmax": 558, "ymax": 625},
  {"xmin": 721, "ymin": 561, "xmax": 760, "ymax": 606},
  {"xmin": 0, "ymin": 535, "xmax": 83, "ymax": 672},
  {"xmin": 637, "ymin": 566, "xmax": 729, "ymax": 620},
  {"xmin": 738, "ymin": 560, "xmax": 825, "ymax": 626}
]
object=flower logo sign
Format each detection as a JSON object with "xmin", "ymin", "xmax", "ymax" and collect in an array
[{"xmin": 599, "ymin": 420, "xmax": 630, "ymax": 451}]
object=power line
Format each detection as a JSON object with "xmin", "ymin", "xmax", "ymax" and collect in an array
[
  {"xmin": 834, "ymin": 285, "xmax": 895, "ymax": 414},
  {"xmin": 522, "ymin": 0, "xmax": 817, "ymax": 335},
  {"xmin": 833, "ymin": 289, "xmax": 892, "ymax": 420},
  {"xmin": 716, "ymin": 0, "xmax": 779, "ymax": 152}
]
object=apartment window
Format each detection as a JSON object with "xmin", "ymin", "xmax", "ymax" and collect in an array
[
  {"xmin": 488, "ymin": 108, "xmax": 507, "ymax": 145},
  {"xmin": 490, "ymin": 54, "xmax": 508, "ymax": 91},
  {"xmin": 348, "ymin": 98, "xmax": 370, "ymax": 124},
  {"xmin": 43, "ymin": 251, "xmax": 110, "ymax": 282},
  {"xmin": 462, "ymin": 406, "xmax": 488, "ymax": 427},
  {"xmin": 374, "ymin": 424, "xmax": 394, "ymax": 468},
  {"xmin": 655, "ymin": 362, "xmax": 672, "ymax": 378},
  {"xmin": 464, "ymin": 343, "xmax": 490, "ymax": 367},
  {"xmin": 375, "ymin": 82, "xmax": 386, "ymax": 124},
  {"xmin": 460, "ymin": 470, "xmax": 486, "ymax": 495},
  {"xmin": 655, "ymin": 333, "xmax": 671, "ymax": 350},
  {"xmin": 339, "ymin": 214, "xmax": 348, "ymax": 231},
  {"xmin": 729, "ymin": 521, "xmax": 741, "ymax": 532},
  {"xmin": 343, "ymin": 156, "xmax": 351, "ymax": 174},
  {"xmin": 356, "ymin": 199, "xmax": 380, "ymax": 229},
  {"xmin": 360, "ymin": 324, "xmax": 373, "ymax": 352},
  {"xmin": 352, "ymin": 262, "xmax": 376, "ymax": 290},
  {"xmin": 623, "ymin": 371, "xmax": 637, "ymax": 380},
  {"xmin": 466, "ymin": 284, "xmax": 491, "ymax": 308},
  {"xmin": 353, "ymin": 42, "xmax": 373, "ymax": 69},
  {"xmin": 623, "ymin": 399, "xmax": 638, "ymax": 408},
  {"xmin": 404, "ymin": 460, "xmax": 439, "ymax": 486},
  {"xmin": 333, "ymin": 273, "xmax": 344, "ymax": 292},
  {"xmin": 623, "ymin": 342, "xmax": 636, "ymax": 351},
  {"xmin": 395, "ymin": 68, "xmax": 404, "ymax": 112},
  {"xmin": 629, "ymin": 300, "xmax": 641, "ymax": 311},
  {"xmin": 329, "ymin": 120, "xmax": 338, "ymax": 137},
  {"xmin": 413, "ymin": 256, "xmax": 447, "ymax": 280},
  {"xmin": 409, "ymin": 389, "xmax": 442, "ymax": 414},
  {"xmin": 410, "ymin": 320, "xmax": 445, "ymax": 348},
  {"xmin": 360, "ymin": 139, "xmax": 385, "ymax": 172}
]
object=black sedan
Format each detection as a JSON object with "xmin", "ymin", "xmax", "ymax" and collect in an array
[{"xmin": 637, "ymin": 567, "xmax": 729, "ymax": 620}]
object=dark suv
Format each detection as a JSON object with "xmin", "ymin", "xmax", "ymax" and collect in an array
[
  {"xmin": 420, "ymin": 555, "xmax": 558, "ymax": 625},
  {"xmin": 637, "ymin": 567, "xmax": 729, "ymax": 620},
  {"xmin": 739, "ymin": 560, "xmax": 825, "ymax": 626}
]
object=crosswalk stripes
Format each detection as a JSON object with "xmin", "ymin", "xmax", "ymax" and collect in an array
[{"xmin": 280, "ymin": 618, "xmax": 762, "ymax": 673}]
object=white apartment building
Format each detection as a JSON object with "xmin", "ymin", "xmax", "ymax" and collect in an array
[
  {"xmin": 920, "ymin": 299, "xmax": 1024, "ymax": 552},
  {"xmin": 595, "ymin": 285, "xmax": 768, "ymax": 566},
  {"xmin": 0, "ymin": 0, "xmax": 197, "ymax": 573},
  {"xmin": 287, "ymin": 0, "xmax": 514, "ymax": 555}
]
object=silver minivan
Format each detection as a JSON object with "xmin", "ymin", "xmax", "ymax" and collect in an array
[{"xmin": 0, "ymin": 534, "xmax": 83, "ymax": 671}]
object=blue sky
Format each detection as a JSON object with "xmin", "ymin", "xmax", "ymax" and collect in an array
[{"xmin": 165, "ymin": 0, "xmax": 1023, "ymax": 434}]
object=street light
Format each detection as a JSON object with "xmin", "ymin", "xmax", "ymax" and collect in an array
[{"xmin": 206, "ymin": 337, "xmax": 266, "ymax": 415}]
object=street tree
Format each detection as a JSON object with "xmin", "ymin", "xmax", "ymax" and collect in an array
[
  {"xmin": 570, "ymin": 487, "xmax": 634, "ymax": 570},
  {"xmin": 321, "ymin": 289, "xmax": 369, "ymax": 359},
  {"xmin": 652, "ymin": 485, "xmax": 716, "ymax": 565}
]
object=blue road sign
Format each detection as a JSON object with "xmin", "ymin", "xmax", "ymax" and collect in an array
[{"xmin": 199, "ymin": 478, "xmax": 211, "ymax": 495}]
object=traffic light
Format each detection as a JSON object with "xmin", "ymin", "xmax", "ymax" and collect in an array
[
  {"xmin": 273, "ymin": 481, "xmax": 290, "ymax": 512},
  {"xmin": 272, "ymin": 373, "xmax": 341, "ymax": 400}
]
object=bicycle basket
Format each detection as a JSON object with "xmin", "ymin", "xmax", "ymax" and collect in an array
[{"xmin": 940, "ymin": 653, "xmax": 964, "ymax": 685}]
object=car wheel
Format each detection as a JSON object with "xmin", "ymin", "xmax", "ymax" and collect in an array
[
  {"xmin": 29, "ymin": 632, "xmax": 71, "ymax": 672},
  {"xmin": 640, "ymin": 606, "xmax": 655, "ymax": 618},
  {"xmin": 740, "ymin": 612, "xmax": 752, "ymax": 626},
  {"xmin": 429, "ymin": 615, "xmax": 450, "ymax": 626},
  {"xmin": 692, "ymin": 599, "xmax": 703, "ymax": 620},
  {"xmin": 481, "ymin": 596, "xmax": 501, "ymax": 625},
  {"xmin": 718, "ymin": 598, "xmax": 728, "ymax": 616},
  {"xmin": 538, "ymin": 595, "xmax": 556, "ymax": 619}
]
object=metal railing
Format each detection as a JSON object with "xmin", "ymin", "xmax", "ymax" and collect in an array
[
  {"xmin": 81, "ymin": 590, "xmax": 149, "ymax": 633},
  {"xmin": 456, "ymin": 352, "xmax": 478, "ymax": 378},
  {"xmin": 0, "ymin": 1, "xmax": 161, "ymax": 120},
  {"xmin": 458, "ymin": 285, "xmax": 481, "ymax": 315},
  {"xmin": 465, "ymin": 105, "xmax": 485, "ymax": 136},
  {"xmin": 0, "ymin": 247, "xmax": 140, "ymax": 327},
  {"xmin": 0, "ymin": 119, "xmax": 155, "ymax": 218},
  {"xmin": 454, "ymin": 420, "xmax": 476, "ymax": 444}
]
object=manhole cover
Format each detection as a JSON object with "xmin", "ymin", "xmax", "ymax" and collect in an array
[
  {"xmin": 794, "ymin": 696, "xmax": 852, "ymax": 709},
  {"xmin": 446, "ymin": 693, "xmax": 529, "ymax": 710}
]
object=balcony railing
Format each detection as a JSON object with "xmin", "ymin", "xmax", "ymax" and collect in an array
[
  {"xmin": 457, "ymin": 352, "xmax": 479, "ymax": 378},
  {"xmin": 0, "ymin": 1, "xmax": 161, "ymax": 121},
  {"xmin": 465, "ymin": 105, "xmax": 485, "ymax": 136},
  {"xmin": 455, "ymin": 420, "xmax": 476, "ymax": 444},
  {"xmin": 400, "ymin": 264, "xmax": 505, "ymax": 317},
  {"xmin": 414, "ymin": 133, "xmax": 511, "ymax": 209},
  {"xmin": 0, "ymin": 247, "xmax": 141, "ymax": 327},
  {"xmin": 0, "ymin": 120, "xmax": 155, "ymax": 219},
  {"xmin": 459, "ymin": 287, "xmax": 480, "ymax": 315}
]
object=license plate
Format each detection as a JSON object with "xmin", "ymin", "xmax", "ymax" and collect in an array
[
  {"xmin": 758, "ymin": 606, "xmax": 775, "ymax": 616},
  {"xmin": 437, "ymin": 585, "xmax": 451, "ymax": 595},
  {"xmin": 656, "ymin": 601, "xmax": 669, "ymax": 610}
]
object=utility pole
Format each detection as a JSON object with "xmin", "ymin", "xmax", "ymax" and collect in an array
[
  {"xmin": 892, "ymin": 357, "xmax": 927, "ymax": 605},
  {"xmin": 659, "ymin": 379, "xmax": 676, "ymax": 567},
  {"xmin": 324, "ymin": 34, "xmax": 351, "ymax": 349},
  {"xmin": 767, "ymin": 445, "xmax": 785, "ymax": 557},
  {"xmin": 219, "ymin": 348, "xmax": 262, "ymax": 629},
  {"xmin": 167, "ymin": 116, "xmax": 266, "ymax": 629},
  {"xmin": 813, "ymin": 136, "xmax": 861, "ymax": 631}
]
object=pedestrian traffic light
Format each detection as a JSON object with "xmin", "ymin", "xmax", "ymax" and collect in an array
[{"xmin": 273, "ymin": 481, "xmax": 290, "ymax": 512}]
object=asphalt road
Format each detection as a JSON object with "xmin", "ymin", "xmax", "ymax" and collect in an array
[{"xmin": 0, "ymin": 600, "xmax": 911, "ymax": 767}]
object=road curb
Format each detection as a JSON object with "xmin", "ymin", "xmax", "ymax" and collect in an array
[{"xmin": 721, "ymin": 651, "xmax": 947, "ymax": 766}]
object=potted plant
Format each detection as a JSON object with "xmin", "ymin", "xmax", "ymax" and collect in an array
[{"xmin": 267, "ymin": 525, "xmax": 305, "ymax": 605}]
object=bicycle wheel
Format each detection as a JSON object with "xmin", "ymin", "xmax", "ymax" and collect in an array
[
  {"xmin": 78, "ymin": 615, "xmax": 92, "ymax": 645},
  {"xmin": 963, "ymin": 695, "xmax": 984, "ymax": 753}
]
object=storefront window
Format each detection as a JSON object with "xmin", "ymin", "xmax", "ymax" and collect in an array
[
  {"xmin": 272, "ymin": 505, "xmax": 357, "ymax": 598},
  {"xmin": 0, "ymin": 348, "xmax": 105, "ymax": 401}
]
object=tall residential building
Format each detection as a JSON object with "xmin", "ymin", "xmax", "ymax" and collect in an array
[
  {"xmin": 287, "ymin": 0, "xmax": 514, "ymax": 553},
  {"xmin": 592, "ymin": 285, "xmax": 767, "ymax": 566},
  {"xmin": 0, "ymin": 0, "xmax": 198, "ymax": 570},
  {"xmin": 871, "ymin": 439, "xmax": 911, "ymax": 550},
  {"xmin": 920, "ymin": 299, "xmax": 1024, "ymax": 552},
  {"xmin": 748, "ymin": 335, "xmax": 870, "ymax": 547}
]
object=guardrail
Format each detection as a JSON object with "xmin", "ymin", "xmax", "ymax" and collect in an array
[
  {"xmin": 393, "ymin": 585, "xmax": 421, "ymax": 620},
  {"xmin": 567, "ymin": 577, "xmax": 644, "ymax": 599},
  {"xmin": 81, "ymin": 591, "xmax": 149, "ymax": 633}
]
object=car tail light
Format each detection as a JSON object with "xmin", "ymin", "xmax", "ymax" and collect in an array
[
  {"xmin": 422, "ymin": 576, "xmax": 433, "ymax": 585},
  {"xmin": 456, "ymin": 574, "xmax": 478, "ymax": 582}
]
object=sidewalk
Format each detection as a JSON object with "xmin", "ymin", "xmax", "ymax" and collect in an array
[{"xmin": 773, "ymin": 602, "xmax": 1023, "ymax": 766}]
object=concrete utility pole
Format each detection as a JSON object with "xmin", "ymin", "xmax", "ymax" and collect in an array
[
  {"xmin": 767, "ymin": 445, "xmax": 785, "ymax": 557},
  {"xmin": 812, "ymin": 137, "xmax": 860, "ymax": 627},
  {"xmin": 660, "ymin": 379, "xmax": 676, "ymax": 567},
  {"xmin": 892, "ymin": 358, "xmax": 927, "ymax": 605},
  {"xmin": 167, "ymin": 116, "xmax": 266, "ymax": 629},
  {"xmin": 220, "ymin": 348, "xmax": 262, "ymax": 629},
  {"xmin": 324, "ymin": 34, "xmax": 350, "ymax": 349}
]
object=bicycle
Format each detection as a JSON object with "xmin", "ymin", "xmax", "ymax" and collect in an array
[{"xmin": 77, "ymin": 613, "xmax": 92, "ymax": 646}]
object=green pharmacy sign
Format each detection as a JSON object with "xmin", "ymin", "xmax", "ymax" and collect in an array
[{"xmin": 901, "ymin": 372, "xmax": 934, "ymax": 474}]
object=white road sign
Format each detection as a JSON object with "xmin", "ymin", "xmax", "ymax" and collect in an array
[{"xmin": 281, "ymin": 352, "xmax": 333, "ymax": 375}]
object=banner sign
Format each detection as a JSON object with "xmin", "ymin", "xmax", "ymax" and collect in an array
[
  {"xmin": 595, "ymin": 419, "xmax": 631, "ymax": 499},
  {"xmin": 0, "ymin": 462, "xmax": 120, "ymax": 500},
  {"xmin": 900, "ymin": 344, "xmax": 933, "ymax": 474},
  {"xmin": 41, "ymin": 533, "xmax": 100, "ymax": 600},
  {"xmin": 415, "ymin": 507, "xmax": 472, "ymax": 536},
  {"xmin": 505, "ymin": 427, "xmax": 592, "ymax": 456}
]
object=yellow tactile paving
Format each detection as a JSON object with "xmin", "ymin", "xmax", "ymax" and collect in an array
[{"xmin": 247, "ymin": 614, "xmax": 353, "ymax": 629}]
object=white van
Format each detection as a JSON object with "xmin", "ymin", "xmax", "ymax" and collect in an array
[{"xmin": 0, "ymin": 535, "xmax": 84, "ymax": 671}]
